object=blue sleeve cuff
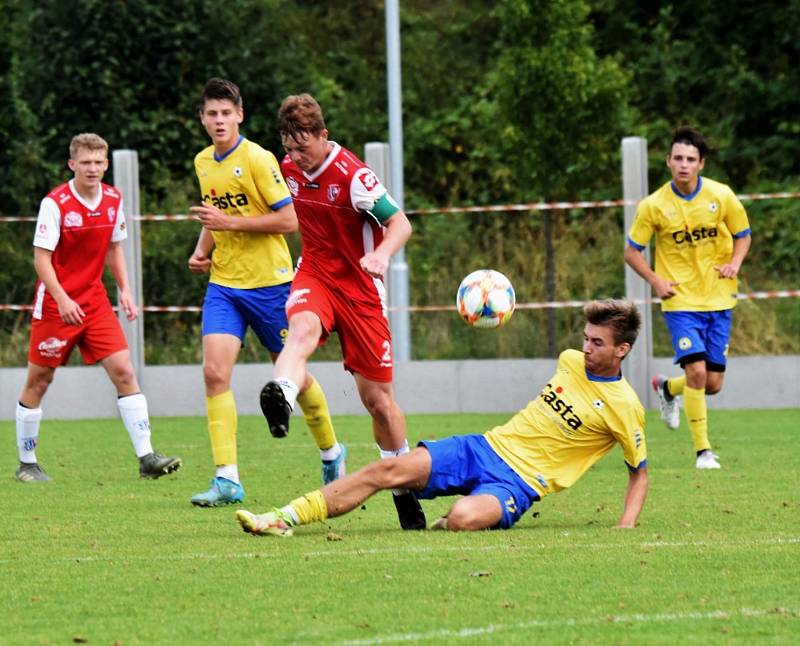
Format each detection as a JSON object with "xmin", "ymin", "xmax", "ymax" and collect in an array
[
  {"xmin": 732, "ymin": 227, "xmax": 751, "ymax": 239},
  {"xmin": 627, "ymin": 237, "xmax": 646, "ymax": 251},
  {"xmin": 626, "ymin": 459, "xmax": 647, "ymax": 473},
  {"xmin": 270, "ymin": 196, "xmax": 293, "ymax": 211}
]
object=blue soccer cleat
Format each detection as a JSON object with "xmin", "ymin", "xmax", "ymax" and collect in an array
[
  {"xmin": 321, "ymin": 443, "xmax": 347, "ymax": 485},
  {"xmin": 190, "ymin": 476, "xmax": 245, "ymax": 507}
]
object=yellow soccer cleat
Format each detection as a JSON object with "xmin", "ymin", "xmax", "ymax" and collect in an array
[{"xmin": 236, "ymin": 509, "xmax": 294, "ymax": 537}]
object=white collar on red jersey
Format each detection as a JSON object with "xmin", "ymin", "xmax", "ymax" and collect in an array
[
  {"xmin": 303, "ymin": 142, "xmax": 342, "ymax": 182},
  {"xmin": 68, "ymin": 179, "xmax": 104, "ymax": 211}
]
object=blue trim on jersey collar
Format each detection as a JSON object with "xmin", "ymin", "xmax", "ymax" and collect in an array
[
  {"xmin": 213, "ymin": 135, "xmax": 244, "ymax": 163},
  {"xmin": 670, "ymin": 176, "xmax": 703, "ymax": 201},
  {"xmin": 586, "ymin": 370, "xmax": 622, "ymax": 382}
]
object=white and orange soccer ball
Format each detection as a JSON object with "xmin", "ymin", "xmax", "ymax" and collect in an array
[{"xmin": 456, "ymin": 269, "xmax": 516, "ymax": 328}]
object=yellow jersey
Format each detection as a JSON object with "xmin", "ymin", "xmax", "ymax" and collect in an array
[
  {"xmin": 194, "ymin": 137, "xmax": 294, "ymax": 288},
  {"xmin": 627, "ymin": 177, "xmax": 751, "ymax": 311},
  {"xmin": 485, "ymin": 350, "xmax": 646, "ymax": 499}
]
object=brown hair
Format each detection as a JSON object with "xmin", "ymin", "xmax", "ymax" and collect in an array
[
  {"xmin": 198, "ymin": 77, "xmax": 242, "ymax": 112},
  {"xmin": 671, "ymin": 126, "xmax": 709, "ymax": 160},
  {"xmin": 69, "ymin": 133, "xmax": 108, "ymax": 159},
  {"xmin": 584, "ymin": 299, "xmax": 641, "ymax": 349},
  {"xmin": 277, "ymin": 93, "xmax": 327, "ymax": 143}
]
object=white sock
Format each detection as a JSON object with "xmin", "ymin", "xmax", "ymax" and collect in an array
[
  {"xmin": 16, "ymin": 402, "xmax": 43, "ymax": 464},
  {"xmin": 379, "ymin": 440, "xmax": 410, "ymax": 496},
  {"xmin": 216, "ymin": 464, "xmax": 240, "ymax": 484},
  {"xmin": 117, "ymin": 393, "xmax": 154, "ymax": 458},
  {"xmin": 320, "ymin": 443, "xmax": 342, "ymax": 462},
  {"xmin": 275, "ymin": 378, "xmax": 300, "ymax": 410}
]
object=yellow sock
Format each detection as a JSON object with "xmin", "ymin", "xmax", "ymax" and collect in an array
[
  {"xmin": 296, "ymin": 378, "xmax": 337, "ymax": 451},
  {"xmin": 666, "ymin": 375, "xmax": 686, "ymax": 397},
  {"xmin": 206, "ymin": 390, "xmax": 237, "ymax": 466},
  {"xmin": 289, "ymin": 490, "xmax": 328, "ymax": 525},
  {"xmin": 683, "ymin": 385, "xmax": 710, "ymax": 453}
]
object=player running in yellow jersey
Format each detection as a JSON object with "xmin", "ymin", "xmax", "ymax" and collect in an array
[
  {"xmin": 235, "ymin": 299, "xmax": 648, "ymax": 535},
  {"xmin": 625, "ymin": 126, "xmax": 751, "ymax": 470},
  {"xmin": 188, "ymin": 78, "xmax": 345, "ymax": 507}
]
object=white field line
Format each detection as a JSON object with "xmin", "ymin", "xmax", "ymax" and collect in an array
[
  {"xmin": 322, "ymin": 607, "xmax": 799, "ymax": 646},
  {"xmin": 1, "ymin": 536, "xmax": 796, "ymax": 566}
]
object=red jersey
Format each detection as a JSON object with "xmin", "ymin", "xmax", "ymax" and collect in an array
[
  {"xmin": 281, "ymin": 143, "xmax": 395, "ymax": 309},
  {"xmin": 32, "ymin": 180, "xmax": 124, "ymax": 319}
]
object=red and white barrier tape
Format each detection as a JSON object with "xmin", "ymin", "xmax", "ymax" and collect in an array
[
  {"xmin": 2, "ymin": 290, "xmax": 797, "ymax": 313},
  {"xmin": 2, "ymin": 192, "xmax": 798, "ymax": 223},
  {"xmin": 405, "ymin": 191, "xmax": 800, "ymax": 215}
]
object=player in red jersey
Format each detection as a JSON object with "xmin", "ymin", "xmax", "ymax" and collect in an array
[
  {"xmin": 258, "ymin": 94, "xmax": 425, "ymax": 529},
  {"xmin": 13, "ymin": 133, "xmax": 181, "ymax": 483}
]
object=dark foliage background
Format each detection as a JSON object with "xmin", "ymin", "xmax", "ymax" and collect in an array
[{"xmin": 1, "ymin": 0, "xmax": 797, "ymax": 363}]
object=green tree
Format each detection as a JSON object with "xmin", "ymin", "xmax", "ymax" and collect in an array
[
  {"xmin": 590, "ymin": 0, "xmax": 800, "ymax": 190},
  {"xmin": 489, "ymin": 0, "xmax": 631, "ymax": 200}
]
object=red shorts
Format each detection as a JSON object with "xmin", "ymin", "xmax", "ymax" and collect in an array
[
  {"xmin": 286, "ymin": 272, "xmax": 393, "ymax": 382},
  {"xmin": 28, "ymin": 303, "xmax": 128, "ymax": 367}
]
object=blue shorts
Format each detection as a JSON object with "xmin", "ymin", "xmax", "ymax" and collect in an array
[
  {"xmin": 418, "ymin": 435, "xmax": 540, "ymax": 529},
  {"xmin": 202, "ymin": 282, "xmax": 290, "ymax": 353},
  {"xmin": 663, "ymin": 310, "xmax": 732, "ymax": 370}
]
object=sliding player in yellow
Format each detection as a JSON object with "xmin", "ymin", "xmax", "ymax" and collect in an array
[
  {"xmin": 625, "ymin": 126, "xmax": 751, "ymax": 469},
  {"xmin": 188, "ymin": 78, "xmax": 345, "ymax": 506},
  {"xmin": 236, "ymin": 299, "xmax": 648, "ymax": 535}
]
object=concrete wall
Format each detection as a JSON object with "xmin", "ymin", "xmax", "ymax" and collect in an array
[{"xmin": 1, "ymin": 355, "xmax": 798, "ymax": 420}]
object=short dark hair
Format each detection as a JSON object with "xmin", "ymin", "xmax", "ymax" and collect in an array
[
  {"xmin": 277, "ymin": 93, "xmax": 327, "ymax": 143},
  {"xmin": 584, "ymin": 299, "xmax": 641, "ymax": 349},
  {"xmin": 198, "ymin": 78, "xmax": 242, "ymax": 113},
  {"xmin": 670, "ymin": 126, "xmax": 708, "ymax": 160}
]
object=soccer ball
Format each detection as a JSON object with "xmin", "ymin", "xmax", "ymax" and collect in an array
[{"xmin": 456, "ymin": 269, "xmax": 515, "ymax": 328}]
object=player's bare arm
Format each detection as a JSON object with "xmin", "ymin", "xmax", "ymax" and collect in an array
[
  {"xmin": 623, "ymin": 245, "xmax": 678, "ymax": 299},
  {"xmin": 615, "ymin": 466, "xmax": 648, "ymax": 528},
  {"xmin": 715, "ymin": 234, "xmax": 751, "ymax": 279},
  {"xmin": 190, "ymin": 201, "xmax": 298, "ymax": 234},
  {"xmin": 106, "ymin": 242, "xmax": 139, "ymax": 321},
  {"xmin": 33, "ymin": 247, "xmax": 85, "ymax": 326},
  {"xmin": 188, "ymin": 228, "xmax": 214, "ymax": 274},
  {"xmin": 359, "ymin": 210, "xmax": 412, "ymax": 278}
]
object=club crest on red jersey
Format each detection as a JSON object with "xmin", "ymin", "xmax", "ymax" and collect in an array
[
  {"xmin": 327, "ymin": 184, "xmax": 341, "ymax": 202},
  {"xmin": 107, "ymin": 206, "xmax": 116, "ymax": 222},
  {"xmin": 286, "ymin": 176, "xmax": 299, "ymax": 197}
]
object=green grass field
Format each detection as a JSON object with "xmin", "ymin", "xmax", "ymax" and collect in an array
[{"xmin": 1, "ymin": 409, "xmax": 798, "ymax": 645}]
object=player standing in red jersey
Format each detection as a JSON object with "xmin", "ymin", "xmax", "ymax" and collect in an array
[
  {"xmin": 258, "ymin": 94, "xmax": 425, "ymax": 529},
  {"xmin": 13, "ymin": 133, "xmax": 181, "ymax": 483}
]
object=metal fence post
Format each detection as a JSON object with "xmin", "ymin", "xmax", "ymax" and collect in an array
[
  {"xmin": 112, "ymin": 150, "xmax": 145, "ymax": 377},
  {"xmin": 365, "ymin": 141, "xmax": 411, "ymax": 362},
  {"xmin": 382, "ymin": 0, "xmax": 412, "ymax": 362},
  {"xmin": 622, "ymin": 137, "xmax": 653, "ymax": 407}
]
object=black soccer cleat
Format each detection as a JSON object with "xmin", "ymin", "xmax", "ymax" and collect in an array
[
  {"xmin": 14, "ymin": 461, "xmax": 53, "ymax": 483},
  {"xmin": 260, "ymin": 381, "xmax": 292, "ymax": 438},
  {"xmin": 139, "ymin": 452, "xmax": 182, "ymax": 479},
  {"xmin": 392, "ymin": 491, "xmax": 427, "ymax": 530}
]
